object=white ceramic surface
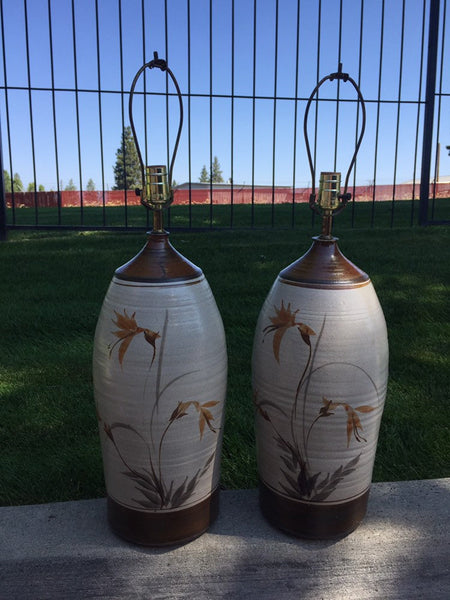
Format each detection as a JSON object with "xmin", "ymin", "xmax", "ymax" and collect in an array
[
  {"xmin": 93, "ymin": 274, "xmax": 227, "ymax": 513},
  {"xmin": 252, "ymin": 277, "xmax": 388, "ymax": 504}
]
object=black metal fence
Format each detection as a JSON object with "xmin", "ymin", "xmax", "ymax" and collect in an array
[{"xmin": 0, "ymin": 0, "xmax": 448, "ymax": 235}]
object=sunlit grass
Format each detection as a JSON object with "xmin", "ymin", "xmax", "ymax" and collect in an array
[
  {"xmin": 6, "ymin": 197, "xmax": 449, "ymax": 230},
  {"xmin": 0, "ymin": 225, "xmax": 449, "ymax": 505}
]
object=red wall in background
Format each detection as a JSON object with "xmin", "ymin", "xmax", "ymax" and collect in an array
[{"xmin": 5, "ymin": 183, "xmax": 450, "ymax": 209}]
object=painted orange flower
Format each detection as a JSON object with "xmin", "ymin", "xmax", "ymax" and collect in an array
[
  {"xmin": 169, "ymin": 400, "xmax": 220, "ymax": 439},
  {"xmin": 108, "ymin": 309, "xmax": 160, "ymax": 366},
  {"xmin": 263, "ymin": 300, "xmax": 315, "ymax": 362},
  {"xmin": 319, "ymin": 397, "xmax": 375, "ymax": 447},
  {"xmin": 169, "ymin": 401, "xmax": 192, "ymax": 422},
  {"xmin": 195, "ymin": 401, "xmax": 220, "ymax": 439}
]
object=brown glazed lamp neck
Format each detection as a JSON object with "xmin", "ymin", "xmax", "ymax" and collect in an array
[
  {"xmin": 114, "ymin": 231, "xmax": 202, "ymax": 283},
  {"xmin": 279, "ymin": 236, "xmax": 369, "ymax": 288}
]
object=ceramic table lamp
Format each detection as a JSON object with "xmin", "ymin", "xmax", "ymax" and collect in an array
[
  {"xmin": 252, "ymin": 65, "xmax": 388, "ymax": 538},
  {"xmin": 93, "ymin": 53, "xmax": 227, "ymax": 546}
]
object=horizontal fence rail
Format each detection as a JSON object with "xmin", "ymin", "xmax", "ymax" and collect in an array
[{"xmin": 0, "ymin": 0, "xmax": 448, "ymax": 236}]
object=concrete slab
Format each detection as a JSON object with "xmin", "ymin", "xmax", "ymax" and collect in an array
[{"xmin": 0, "ymin": 479, "xmax": 449, "ymax": 599}]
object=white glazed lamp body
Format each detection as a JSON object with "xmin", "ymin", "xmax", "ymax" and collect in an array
[
  {"xmin": 93, "ymin": 232, "xmax": 227, "ymax": 545},
  {"xmin": 252, "ymin": 237, "xmax": 388, "ymax": 538}
]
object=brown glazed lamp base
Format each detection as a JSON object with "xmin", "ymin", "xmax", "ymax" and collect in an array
[
  {"xmin": 259, "ymin": 482, "xmax": 369, "ymax": 540},
  {"xmin": 107, "ymin": 488, "xmax": 220, "ymax": 547}
]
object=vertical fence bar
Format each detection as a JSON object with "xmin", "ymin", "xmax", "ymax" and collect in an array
[
  {"xmin": 333, "ymin": 0, "xmax": 343, "ymax": 173},
  {"xmin": 48, "ymin": 0, "xmax": 62, "ymax": 225},
  {"xmin": 95, "ymin": 0, "xmax": 106, "ymax": 226},
  {"xmin": 271, "ymin": 0, "xmax": 279, "ymax": 227},
  {"xmin": 351, "ymin": 0, "xmax": 365, "ymax": 228},
  {"xmin": 391, "ymin": 0, "xmax": 406, "ymax": 227},
  {"xmin": 371, "ymin": 0, "xmax": 385, "ymax": 228},
  {"xmin": 419, "ymin": 0, "xmax": 440, "ymax": 225},
  {"xmin": 431, "ymin": 0, "xmax": 446, "ymax": 220},
  {"xmin": 141, "ymin": 0, "xmax": 150, "ymax": 230},
  {"xmin": 291, "ymin": 0, "xmax": 301, "ymax": 228},
  {"xmin": 411, "ymin": 0, "xmax": 427, "ymax": 226},
  {"xmin": 251, "ymin": 0, "xmax": 257, "ymax": 227},
  {"xmin": 0, "ymin": 0, "xmax": 15, "ymax": 225},
  {"xmin": 230, "ymin": 0, "xmax": 235, "ymax": 228},
  {"xmin": 0, "ymin": 120, "xmax": 6, "ymax": 240},
  {"xmin": 187, "ymin": 0, "xmax": 192, "ymax": 228},
  {"xmin": 23, "ymin": 0, "xmax": 38, "ymax": 224},
  {"xmin": 118, "ymin": 0, "xmax": 127, "ymax": 227},
  {"xmin": 311, "ymin": 0, "xmax": 322, "ymax": 229},
  {"xmin": 96, "ymin": 1, "xmax": 107, "ymax": 222},
  {"xmin": 164, "ymin": 0, "xmax": 171, "ymax": 228},
  {"xmin": 71, "ymin": 0, "xmax": 83, "ymax": 223},
  {"xmin": 209, "ymin": 0, "xmax": 213, "ymax": 228}
]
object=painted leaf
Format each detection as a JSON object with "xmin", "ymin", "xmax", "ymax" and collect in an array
[
  {"xmin": 279, "ymin": 481, "xmax": 302, "ymax": 500},
  {"xmin": 170, "ymin": 477, "xmax": 188, "ymax": 507},
  {"xmin": 118, "ymin": 335, "xmax": 135, "ymax": 365},
  {"xmin": 355, "ymin": 405, "xmax": 376, "ymax": 413},
  {"xmin": 135, "ymin": 487, "xmax": 160, "ymax": 507},
  {"xmin": 201, "ymin": 401, "xmax": 220, "ymax": 408},
  {"xmin": 200, "ymin": 452, "xmax": 216, "ymax": 477},
  {"xmin": 272, "ymin": 327, "xmax": 288, "ymax": 362}
]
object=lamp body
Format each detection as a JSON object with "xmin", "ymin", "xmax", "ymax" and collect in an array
[
  {"xmin": 252, "ymin": 237, "xmax": 388, "ymax": 538},
  {"xmin": 93, "ymin": 232, "xmax": 227, "ymax": 546}
]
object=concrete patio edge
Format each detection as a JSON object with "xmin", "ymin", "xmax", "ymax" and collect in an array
[{"xmin": 1, "ymin": 478, "xmax": 449, "ymax": 599}]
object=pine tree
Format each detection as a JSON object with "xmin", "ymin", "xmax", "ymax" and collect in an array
[
  {"xmin": 13, "ymin": 173, "xmax": 23, "ymax": 192},
  {"xmin": 87, "ymin": 178, "xmax": 96, "ymax": 191},
  {"xmin": 113, "ymin": 126, "xmax": 141, "ymax": 190},
  {"xmin": 24, "ymin": 181, "xmax": 43, "ymax": 192},
  {"xmin": 65, "ymin": 179, "xmax": 77, "ymax": 191},
  {"xmin": 3, "ymin": 170, "xmax": 11, "ymax": 192},
  {"xmin": 199, "ymin": 165, "xmax": 209, "ymax": 183},
  {"xmin": 199, "ymin": 157, "xmax": 224, "ymax": 184},
  {"xmin": 211, "ymin": 156, "xmax": 224, "ymax": 183}
]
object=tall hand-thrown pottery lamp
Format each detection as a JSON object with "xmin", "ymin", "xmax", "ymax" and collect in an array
[
  {"xmin": 252, "ymin": 65, "xmax": 388, "ymax": 539},
  {"xmin": 93, "ymin": 53, "xmax": 227, "ymax": 546}
]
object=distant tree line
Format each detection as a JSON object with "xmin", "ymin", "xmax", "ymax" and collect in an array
[
  {"xmin": 2, "ymin": 171, "xmax": 98, "ymax": 193},
  {"xmin": 199, "ymin": 156, "xmax": 224, "ymax": 183},
  {"xmin": 111, "ymin": 127, "xmax": 226, "ymax": 189},
  {"xmin": 2, "ymin": 126, "xmax": 227, "ymax": 196}
]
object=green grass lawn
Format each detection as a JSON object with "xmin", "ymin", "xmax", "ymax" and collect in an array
[
  {"xmin": 6, "ymin": 195, "xmax": 450, "ymax": 229},
  {"xmin": 0, "ymin": 223, "xmax": 449, "ymax": 505}
]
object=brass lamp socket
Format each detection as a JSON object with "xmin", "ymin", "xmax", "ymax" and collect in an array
[
  {"xmin": 145, "ymin": 165, "xmax": 171, "ymax": 207},
  {"xmin": 317, "ymin": 172, "xmax": 341, "ymax": 211}
]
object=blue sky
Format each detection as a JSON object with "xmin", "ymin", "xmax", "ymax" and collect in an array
[{"xmin": 0, "ymin": 0, "xmax": 449, "ymax": 191}]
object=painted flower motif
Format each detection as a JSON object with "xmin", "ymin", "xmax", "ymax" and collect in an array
[
  {"xmin": 108, "ymin": 309, "xmax": 160, "ymax": 366},
  {"xmin": 319, "ymin": 397, "xmax": 375, "ymax": 447},
  {"xmin": 169, "ymin": 400, "xmax": 220, "ymax": 440},
  {"xmin": 169, "ymin": 401, "xmax": 192, "ymax": 422},
  {"xmin": 196, "ymin": 401, "xmax": 220, "ymax": 439},
  {"xmin": 263, "ymin": 300, "xmax": 315, "ymax": 362}
]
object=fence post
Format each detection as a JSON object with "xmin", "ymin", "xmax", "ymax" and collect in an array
[
  {"xmin": 419, "ymin": 0, "xmax": 440, "ymax": 226},
  {"xmin": 0, "ymin": 120, "xmax": 7, "ymax": 241}
]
